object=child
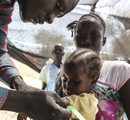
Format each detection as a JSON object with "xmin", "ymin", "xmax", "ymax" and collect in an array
[
  {"xmin": 56, "ymin": 48, "xmax": 101, "ymax": 120},
  {"xmin": 39, "ymin": 44, "xmax": 64, "ymax": 91}
]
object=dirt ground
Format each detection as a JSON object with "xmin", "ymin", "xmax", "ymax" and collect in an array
[{"xmin": 0, "ymin": 58, "xmax": 42, "ymax": 120}]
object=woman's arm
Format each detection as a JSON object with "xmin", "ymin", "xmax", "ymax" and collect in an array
[
  {"xmin": 1, "ymin": 88, "xmax": 71, "ymax": 120},
  {"xmin": 119, "ymin": 78, "xmax": 130, "ymax": 119},
  {"xmin": 1, "ymin": 89, "xmax": 33, "ymax": 112},
  {"xmin": 11, "ymin": 76, "xmax": 40, "ymax": 91}
]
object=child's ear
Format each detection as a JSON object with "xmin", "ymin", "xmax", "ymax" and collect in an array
[
  {"xmin": 102, "ymin": 37, "xmax": 106, "ymax": 46},
  {"xmin": 90, "ymin": 76, "xmax": 98, "ymax": 86},
  {"xmin": 91, "ymin": 79, "xmax": 97, "ymax": 85}
]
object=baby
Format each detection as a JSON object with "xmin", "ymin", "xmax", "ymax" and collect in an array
[{"xmin": 56, "ymin": 48, "xmax": 101, "ymax": 120}]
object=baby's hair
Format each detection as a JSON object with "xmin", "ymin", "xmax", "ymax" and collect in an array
[
  {"xmin": 64, "ymin": 49, "xmax": 101, "ymax": 81},
  {"xmin": 67, "ymin": 12, "xmax": 106, "ymax": 37}
]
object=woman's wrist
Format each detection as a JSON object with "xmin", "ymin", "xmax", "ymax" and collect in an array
[
  {"xmin": 11, "ymin": 76, "xmax": 40, "ymax": 92},
  {"xmin": 10, "ymin": 76, "xmax": 25, "ymax": 90},
  {"xmin": 1, "ymin": 90, "xmax": 29, "ymax": 112},
  {"xmin": 1, "ymin": 90, "xmax": 47, "ymax": 114}
]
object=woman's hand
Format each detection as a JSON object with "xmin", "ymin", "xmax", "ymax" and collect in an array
[{"xmin": 2, "ymin": 88, "xmax": 71, "ymax": 120}]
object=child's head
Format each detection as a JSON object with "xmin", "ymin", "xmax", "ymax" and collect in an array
[
  {"xmin": 67, "ymin": 12, "xmax": 106, "ymax": 55},
  {"xmin": 64, "ymin": 48, "xmax": 101, "ymax": 95},
  {"xmin": 52, "ymin": 43, "xmax": 64, "ymax": 60}
]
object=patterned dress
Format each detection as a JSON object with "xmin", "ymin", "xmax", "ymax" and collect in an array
[
  {"xmin": 95, "ymin": 60, "xmax": 130, "ymax": 120},
  {"xmin": 94, "ymin": 83, "xmax": 126, "ymax": 120}
]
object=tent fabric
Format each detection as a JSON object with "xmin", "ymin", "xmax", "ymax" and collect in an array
[
  {"xmin": 7, "ymin": 40, "xmax": 48, "ymax": 72},
  {"xmin": 7, "ymin": 1, "xmax": 130, "ymax": 72}
]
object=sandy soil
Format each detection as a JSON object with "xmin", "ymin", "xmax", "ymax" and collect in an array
[{"xmin": 0, "ymin": 58, "xmax": 42, "ymax": 120}]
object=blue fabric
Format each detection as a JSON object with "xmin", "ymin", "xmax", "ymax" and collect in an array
[{"xmin": 45, "ymin": 64, "xmax": 60, "ymax": 91}]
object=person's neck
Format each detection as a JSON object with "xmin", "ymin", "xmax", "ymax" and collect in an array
[{"xmin": 53, "ymin": 59, "xmax": 62, "ymax": 68}]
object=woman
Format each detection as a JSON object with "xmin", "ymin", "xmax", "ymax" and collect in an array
[{"xmin": 66, "ymin": 13, "xmax": 130, "ymax": 119}]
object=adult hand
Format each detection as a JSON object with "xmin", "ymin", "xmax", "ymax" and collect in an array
[
  {"xmin": 27, "ymin": 91, "xmax": 71, "ymax": 120},
  {"xmin": 2, "ymin": 89, "xmax": 71, "ymax": 120},
  {"xmin": 18, "ymin": 91, "xmax": 71, "ymax": 120},
  {"xmin": 42, "ymin": 91, "xmax": 71, "ymax": 120}
]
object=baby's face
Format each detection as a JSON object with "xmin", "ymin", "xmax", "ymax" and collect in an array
[{"xmin": 65, "ymin": 67, "xmax": 92, "ymax": 95}]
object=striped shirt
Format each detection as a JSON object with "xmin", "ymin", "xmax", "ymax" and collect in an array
[
  {"xmin": 0, "ymin": 0, "xmax": 19, "ymax": 109},
  {"xmin": 0, "ymin": 87, "xmax": 8, "ymax": 109},
  {"xmin": 0, "ymin": 0, "xmax": 15, "ymax": 52}
]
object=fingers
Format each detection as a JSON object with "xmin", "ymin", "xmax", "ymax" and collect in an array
[
  {"xmin": 49, "ymin": 103, "xmax": 71, "ymax": 120},
  {"xmin": 56, "ymin": 104, "xmax": 72, "ymax": 119},
  {"xmin": 52, "ymin": 94, "xmax": 71, "ymax": 119},
  {"xmin": 55, "ymin": 93, "xmax": 69, "ymax": 107},
  {"xmin": 45, "ymin": 91, "xmax": 69, "ymax": 106},
  {"xmin": 47, "ymin": 92, "xmax": 71, "ymax": 119}
]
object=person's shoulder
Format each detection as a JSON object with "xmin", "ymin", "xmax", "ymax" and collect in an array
[
  {"xmin": 46, "ymin": 58, "xmax": 53, "ymax": 65},
  {"xmin": 42, "ymin": 59, "xmax": 53, "ymax": 68},
  {"xmin": 103, "ymin": 60, "xmax": 130, "ymax": 69},
  {"xmin": 40, "ymin": 59, "xmax": 53, "ymax": 71}
]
